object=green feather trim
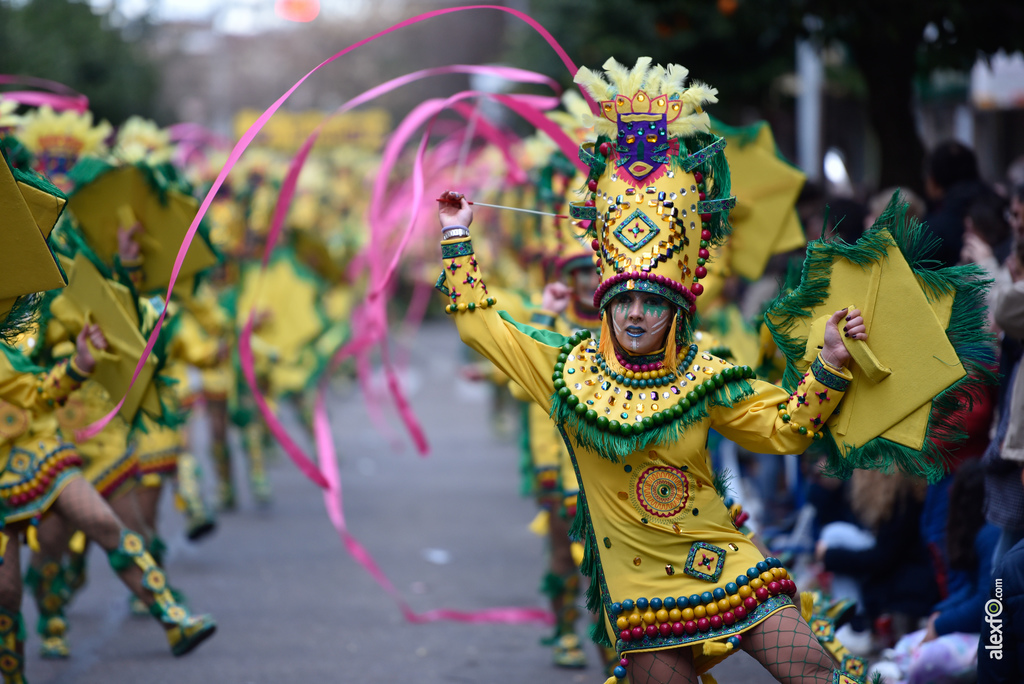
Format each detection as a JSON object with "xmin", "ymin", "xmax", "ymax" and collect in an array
[
  {"xmin": 0, "ymin": 295, "xmax": 42, "ymax": 345},
  {"xmin": 764, "ymin": 193, "xmax": 996, "ymax": 483},
  {"xmin": 518, "ymin": 403, "xmax": 533, "ymax": 498},
  {"xmin": 0, "ymin": 342, "xmax": 45, "ymax": 374},
  {"xmin": 550, "ymin": 376, "xmax": 756, "ymax": 464},
  {"xmin": 712, "ymin": 468, "xmax": 733, "ymax": 501},
  {"xmin": 559, "ymin": 427, "xmax": 613, "ymax": 649}
]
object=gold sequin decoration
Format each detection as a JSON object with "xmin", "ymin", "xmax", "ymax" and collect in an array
[
  {"xmin": 617, "ymin": 492, "xmax": 629, "ymax": 501},
  {"xmin": 633, "ymin": 556, "xmax": 642, "ymax": 566}
]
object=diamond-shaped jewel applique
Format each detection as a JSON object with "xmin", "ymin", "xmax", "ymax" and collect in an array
[{"xmin": 613, "ymin": 209, "xmax": 660, "ymax": 252}]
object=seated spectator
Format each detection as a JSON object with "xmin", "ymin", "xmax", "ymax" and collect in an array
[
  {"xmin": 816, "ymin": 470, "xmax": 938, "ymax": 636},
  {"xmin": 870, "ymin": 461, "xmax": 998, "ymax": 683}
]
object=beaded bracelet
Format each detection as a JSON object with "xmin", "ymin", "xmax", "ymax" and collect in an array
[{"xmin": 445, "ymin": 297, "xmax": 497, "ymax": 314}]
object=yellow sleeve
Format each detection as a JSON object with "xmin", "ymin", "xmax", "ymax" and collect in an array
[
  {"xmin": 439, "ymin": 236, "xmax": 566, "ymax": 409},
  {"xmin": 0, "ymin": 345, "xmax": 87, "ymax": 412},
  {"xmin": 711, "ymin": 353, "xmax": 852, "ymax": 454}
]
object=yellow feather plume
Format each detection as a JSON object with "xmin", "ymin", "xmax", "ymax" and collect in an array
[
  {"xmin": 624, "ymin": 56, "xmax": 653, "ymax": 96},
  {"xmin": 114, "ymin": 116, "xmax": 173, "ymax": 165},
  {"xmin": 664, "ymin": 63, "xmax": 691, "ymax": 93},
  {"xmin": 601, "ymin": 57, "xmax": 632, "ymax": 95},
  {"xmin": 18, "ymin": 105, "xmax": 112, "ymax": 170},
  {"xmin": 574, "ymin": 66, "xmax": 614, "ymax": 101}
]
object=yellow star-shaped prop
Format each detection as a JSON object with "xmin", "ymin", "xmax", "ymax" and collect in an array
[
  {"xmin": 0, "ymin": 154, "xmax": 68, "ymax": 320},
  {"xmin": 66, "ymin": 163, "xmax": 217, "ymax": 294},
  {"xmin": 766, "ymin": 196, "xmax": 994, "ymax": 482},
  {"xmin": 710, "ymin": 119, "xmax": 806, "ymax": 281}
]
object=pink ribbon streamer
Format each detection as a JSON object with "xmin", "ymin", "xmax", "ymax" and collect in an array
[
  {"xmin": 314, "ymin": 390, "xmax": 552, "ymax": 625},
  {"xmin": 238, "ymin": 66, "xmax": 563, "ymax": 476},
  {"xmin": 78, "ymin": 4, "xmax": 587, "ymax": 626},
  {"xmin": 0, "ymin": 75, "xmax": 89, "ymax": 112}
]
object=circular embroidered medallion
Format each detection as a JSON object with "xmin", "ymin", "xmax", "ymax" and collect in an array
[
  {"xmin": 0, "ymin": 402, "xmax": 28, "ymax": 440},
  {"xmin": 56, "ymin": 398, "xmax": 88, "ymax": 432},
  {"xmin": 633, "ymin": 464, "xmax": 689, "ymax": 519}
]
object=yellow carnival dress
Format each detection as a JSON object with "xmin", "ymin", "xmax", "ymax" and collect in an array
[{"xmin": 438, "ymin": 235, "xmax": 851, "ymax": 674}]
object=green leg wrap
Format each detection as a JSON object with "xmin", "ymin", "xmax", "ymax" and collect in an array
[
  {"xmin": 174, "ymin": 453, "xmax": 216, "ymax": 540},
  {"xmin": 63, "ymin": 551, "xmax": 87, "ymax": 596},
  {"xmin": 25, "ymin": 562, "xmax": 70, "ymax": 659},
  {"xmin": 0, "ymin": 607, "xmax": 26, "ymax": 684},
  {"xmin": 107, "ymin": 531, "xmax": 216, "ymax": 657},
  {"xmin": 211, "ymin": 443, "xmax": 235, "ymax": 511},
  {"xmin": 243, "ymin": 423, "xmax": 271, "ymax": 505}
]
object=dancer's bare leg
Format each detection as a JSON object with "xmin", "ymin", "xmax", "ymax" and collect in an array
[{"xmin": 49, "ymin": 477, "xmax": 215, "ymax": 656}]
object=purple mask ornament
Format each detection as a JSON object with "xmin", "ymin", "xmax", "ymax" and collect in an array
[{"xmin": 616, "ymin": 115, "xmax": 670, "ymax": 182}]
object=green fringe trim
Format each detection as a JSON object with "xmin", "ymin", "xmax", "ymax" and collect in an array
[
  {"xmin": 550, "ymin": 376, "xmax": 756, "ymax": 464},
  {"xmin": 764, "ymin": 193, "xmax": 997, "ymax": 483},
  {"xmin": 561, "ymin": 427, "xmax": 613, "ymax": 649},
  {"xmin": 0, "ymin": 294, "xmax": 42, "ymax": 345},
  {"xmin": 712, "ymin": 468, "xmax": 733, "ymax": 501},
  {"xmin": 518, "ymin": 402, "xmax": 533, "ymax": 498}
]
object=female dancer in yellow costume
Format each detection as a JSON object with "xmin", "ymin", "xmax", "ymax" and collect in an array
[{"xmin": 435, "ymin": 58, "xmax": 866, "ymax": 684}]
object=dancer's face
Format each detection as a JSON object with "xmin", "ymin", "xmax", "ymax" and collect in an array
[
  {"xmin": 608, "ymin": 291, "xmax": 673, "ymax": 355},
  {"xmin": 570, "ymin": 267, "xmax": 600, "ymax": 312}
]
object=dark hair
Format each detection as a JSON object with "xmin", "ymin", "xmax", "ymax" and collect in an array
[
  {"xmin": 967, "ymin": 191, "xmax": 1010, "ymax": 250},
  {"xmin": 926, "ymin": 141, "xmax": 980, "ymax": 192},
  {"xmin": 946, "ymin": 459, "xmax": 987, "ymax": 572}
]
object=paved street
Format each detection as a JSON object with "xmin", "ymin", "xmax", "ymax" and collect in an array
[{"xmin": 24, "ymin": 321, "xmax": 777, "ymax": 684}]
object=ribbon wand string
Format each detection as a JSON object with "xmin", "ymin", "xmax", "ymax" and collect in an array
[{"xmin": 436, "ymin": 197, "xmax": 570, "ymax": 220}]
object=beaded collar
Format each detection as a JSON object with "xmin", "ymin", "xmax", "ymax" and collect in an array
[
  {"xmin": 551, "ymin": 330, "xmax": 756, "ymax": 449},
  {"xmin": 614, "ymin": 348, "xmax": 668, "ymax": 374}
]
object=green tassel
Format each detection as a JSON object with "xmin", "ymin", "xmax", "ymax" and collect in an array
[
  {"xmin": 765, "ymin": 193, "xmax": 997, "ymax": 483},
  {"xmin": 540, "ymin": 571, "xmax": 566, "ymax": 600}
]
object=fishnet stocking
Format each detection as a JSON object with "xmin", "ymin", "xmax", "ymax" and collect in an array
[
  {"xmin": 0, "ymin": 530, "xmax": 22, "ymax": 611},
  {"xmin": 628, "ymin": 647, "xmax": 697, "ymax": 684},
  {"xmin": 110, "ymin": 489, "xmax": 154, "ymax": 542},
  {"xmin": 52, "ymin": 478, "xmax": 124, "ymax": 551},
  {"xmin": 742, "ymin": 607, "xmax": 837, "ymax": 683},
  {"xmin": 30, "ymin": 515, "xmax": 72, "ymax": 569},
  {"xmin": 50, "ymin": 478, "xmax": 160, "ymax": 614}
]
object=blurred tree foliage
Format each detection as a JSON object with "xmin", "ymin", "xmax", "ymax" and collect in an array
[
  {"xmin": 512, "ymin": 0, "xmax": 1024, "ymax": 190},
  {"xmin": 0, "ymin": 0, "xmax": 158, "ymax": 125}
]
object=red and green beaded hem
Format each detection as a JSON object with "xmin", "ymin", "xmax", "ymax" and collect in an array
[
  {"xmin": 608, "ymin": 556, "xmax": 798, "ymax": 653},
  {"xmin": 1, "ymin": 444, "xmax": 82, "ymax": 523},
  {"xmin": 91, "ymin": 446, "xmax": 140, "ymax": 499},
  {"xmin": 137, "ymin": 446, "xmax": 180, "ymax": 478}
]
